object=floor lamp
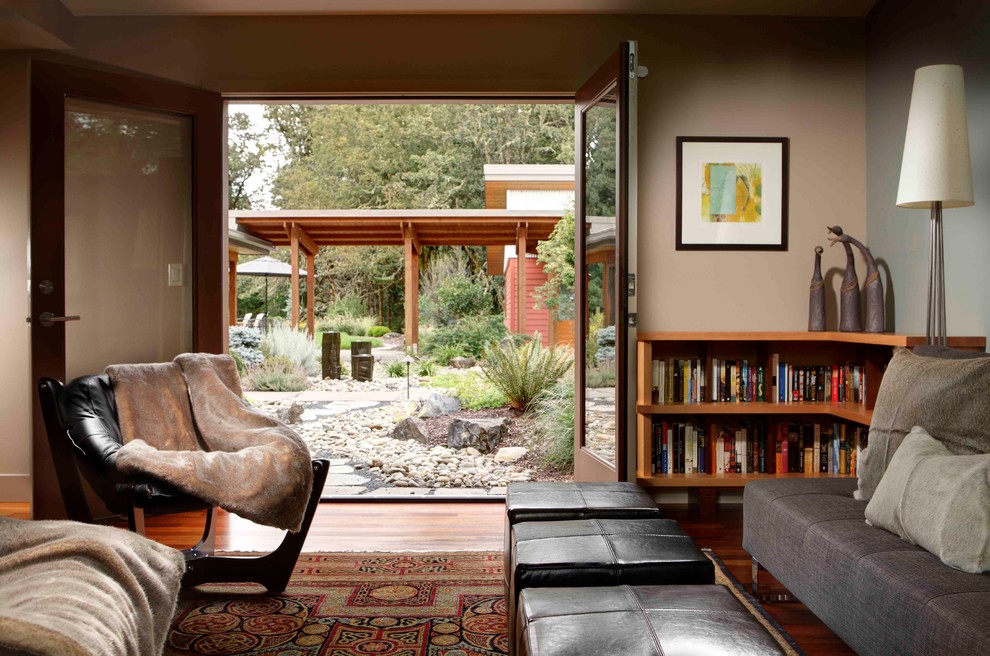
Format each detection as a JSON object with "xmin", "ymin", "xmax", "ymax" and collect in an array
[{"xmin": 896, "ymin": 64, "xmax": 974, "ymax": 347}]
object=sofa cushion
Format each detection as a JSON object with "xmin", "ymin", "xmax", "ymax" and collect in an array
[
  {"xmin": 866, "ymin": 426, "xmax": 990, "ymax": 573},
  {"xmin": 855, "ymin": 347, "xmax": 990, "ymax": 501}
]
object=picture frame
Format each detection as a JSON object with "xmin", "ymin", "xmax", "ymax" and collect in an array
[{"xmin": 676, "ymin": 136, "xmax": 789, "ymax": 251}]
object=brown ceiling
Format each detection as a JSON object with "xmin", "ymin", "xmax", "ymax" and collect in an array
[{"xmin": 62, "ymin": 0, "xmax": 881, "ymax": 18}]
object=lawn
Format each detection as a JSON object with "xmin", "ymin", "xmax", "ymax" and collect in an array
[
  {"xmin": 422, "ymin": 371, "xmax": 507, "ymax": 410},
  {"xmin": 314, "ymin": 331, "xmax": 384, "ymax": 350}
]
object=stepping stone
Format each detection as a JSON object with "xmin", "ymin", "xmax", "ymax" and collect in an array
[
  {"xmin": 327, "ymin": 458, "xmax": 350, "ymax": 466},
  {"xmin": 321, "ymin": 485, "xmax": 368, "ymax": 496},
  {"xmin": 324, "ymin": 473, "xmax": 371, "ymax": 486},
  {"xmin": 327, "ymin": 465, "xmax": 355, "ymax": 474},
  {"xmin": 432, "ymin": 488, "xmax": 487, "ymax": 496},
  {"xmin": 364, "ymin": 487, "xmax": 431, "ymax": 496},
  {"xmin": 488, "ymin": 487, "xmax": 508, "ymax": 495}
]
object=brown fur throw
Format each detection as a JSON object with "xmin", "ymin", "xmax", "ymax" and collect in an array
[
  {"xmin": 109, "ymin": 353, "xmax": 313, "ymax": 532},
  {"xmin": 0, "ymin": 517, "xmax": 184, "ymax": 656}
]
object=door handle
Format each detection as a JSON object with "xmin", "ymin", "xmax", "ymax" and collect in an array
[{"xmin": 37, "ymin": 312, "xmax": 81, "ymax": 328}]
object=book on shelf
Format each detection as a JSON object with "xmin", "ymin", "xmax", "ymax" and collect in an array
[{"xmin": 649, "ymin": 418, "xmax": 863, "ymax": 477}]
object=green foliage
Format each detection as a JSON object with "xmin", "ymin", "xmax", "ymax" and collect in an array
[
  {"xmin": 228, "ymin": 112, "xmax": 269, "ymax": 210},
  {"xmin": 433, "ymin": 343, "xmax": 467, "ymax": 366},
  {"xmin": 419, "ymin": 250, "xmax": 496, "ymax": 327},
  {"xmin": 480, "ymin": 335, "xmax": 573, "ymax": 412},
  {"xmin": 417, "ymin": 359, "xmax": 437, "ymax": 377},
  {"xmin": 230, "ymin": 350, "xmax": 247, "ymax": 377},
  {"xmin": 534, "ymin": 211, "xmax": 575, "ymax": 316},
  {"xmin": 317, "ymin": 314, "xmax": 377, "ymax": 336},
  {"xmin": 386, "ymin": 361, "xmax": 407, "ymax": 378},
  {"xmin": 368, "ymin": 325, "xmax": 391, "ymax": 338},
  {"xmin": 262, "ymin": 325, "xmax": 319, "ymax": 376},
  {"xmin": 422, "ymin": 315, "xmax": 507, "ymax": 358},
  {"xmin": 585, "ymin": 310, "xmax": 605, "ymax": 368},
  {"xmin": 586, "ymin": 363, "xmax": 616, "ymax": 388},
  {"xmin": 526, "ymin": 377, "xmax": 575, "ymax": 470},
  {"xmin": 425, "ymin": 372, "xmax": 508, "ymax": 410},
  {"xmin": 228, "ymin": 326, "xmax": 264, "ymax": 368},
  {"xmin": 244, "ymin": 356, "xmax": 309, "ymax": 392}
]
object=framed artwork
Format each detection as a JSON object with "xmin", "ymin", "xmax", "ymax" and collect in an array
[{"xmin": 676, "ymin": 136, "xmax": 789, "ymax": 250}]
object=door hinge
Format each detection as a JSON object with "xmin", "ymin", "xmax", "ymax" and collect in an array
[
  {"xmin": 628, "ymin": 313, "xmax": 638, "ymax": 327},
  {"xmin": 628, "ymin": 53, "xmax": 636, "ymax": 79},
  {"xmin": 627, "ymin": 273, "xmax": 636, "ymax": 297}
]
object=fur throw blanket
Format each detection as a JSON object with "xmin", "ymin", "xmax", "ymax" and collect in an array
[
  {"xmin": 0, "ymin": 517, "xmax": 184, "ymax": 656},
  {"xmin": 109, "ymin": 353, "xmax": 313, "ymax": 532}
]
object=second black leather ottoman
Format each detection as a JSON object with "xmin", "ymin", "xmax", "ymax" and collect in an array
[
  {"xmin": 517, "ymin": 584, "xmax": 786, "ymax": 656},
  {"xmin": 503, "ymin": 482, "xmax": 660, "ymax": 586},
  {"xmin": 507, "ymin": 517, "xmax": 713, "ymax": 655}
]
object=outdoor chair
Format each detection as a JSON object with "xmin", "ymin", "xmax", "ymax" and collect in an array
[
  {"xmin": 37, "ymin": 374, "xmax": 329, "ymax": 592},
  {"xmin": 255, "ymin": 312, "xmax": 267, "ymax": 332},
  {"xmin": 240, "ymin": 312, "xmax": 253, "ymax": 327}
]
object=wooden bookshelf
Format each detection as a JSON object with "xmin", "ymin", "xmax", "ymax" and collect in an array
[{"xmin": 635, "ymin": 332, "xmax": 985, "ymax": 489}]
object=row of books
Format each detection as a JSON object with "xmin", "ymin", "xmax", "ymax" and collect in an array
[
  {"xmin": 649, "ymin": 356, "xmax": 867, "ymax": 406},
  {"xmin": 649, "ymin": 420, "xmax": 862, "ymax": 476},
  {"xmin": 770, "ymin": 356, "xmax": 866, "ymax": 404}
]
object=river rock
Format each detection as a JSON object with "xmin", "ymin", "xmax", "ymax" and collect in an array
[
  {"xmin": 449, "ymin": 356, "xmax": 476, "ymax": 369},
  {"xmin": 419, "ymin": 392, "xmax": 461, "ymax": 418},
  {"xmin": 494, "ymin": 446, "xmax": 527, "ymax": 463},
  {"xmin": 447, "ymin": 417, "xmax": 508, "ymax": 453},
  {"xmin": 391, "ymin": 417, "xmax": 430, "ymax": 444}
]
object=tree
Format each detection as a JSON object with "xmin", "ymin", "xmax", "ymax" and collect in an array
[{"xmin": 227, "ymin": 111, "xmax": 269, "ymax": 210}]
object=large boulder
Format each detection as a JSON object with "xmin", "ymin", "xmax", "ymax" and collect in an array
[
  {"xmin": 391, "ymin": 417, "xmax": 430, "ymax": 444},
  {"xmin": 449, "ymin": 356, "xmax": 476, "ymax": 369},
  {"xmin": 447, "ymin": 417, "xmax": 509, "ymax": 453},
  {"xmin": 419, "ymin": 393, "xmax": 461, "ymax": 418}
]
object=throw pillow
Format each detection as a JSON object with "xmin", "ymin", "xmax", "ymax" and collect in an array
[
  {"xmin": 855, "ymin": 347, "xmax": 990, "ymax": 501},
  {"xmin": 865, "ymin": 426, "xmax": 990, "ymax": 573}
]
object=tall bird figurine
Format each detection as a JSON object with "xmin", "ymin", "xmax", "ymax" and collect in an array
[
  {"xmin": 827, "ymin": 226, "xmax": 863, "ymax": 332},
  {"xmin": 827, "ymin": 226, "xmax": 884, "ymax": 333}
]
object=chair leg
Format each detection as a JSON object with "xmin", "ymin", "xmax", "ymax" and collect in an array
[
  {"xmin": 182, "ymin": 459, "xmax": 330, "ymax": 592},
  {"xmin": 128, "ymin": 506, "xmax": 146, "ymax": 536},
  {"xmin": 188, "ymin": 507, "xmax": 217, "ymax": 556}
]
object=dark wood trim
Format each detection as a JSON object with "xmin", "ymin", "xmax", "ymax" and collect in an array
[
  {"xmin": 29, "ymin": 59, "xmax": 222, "ymax": 519},
  {"xmin": 675, "ymin": 136, "xmax": 790, "ymax": 251}
]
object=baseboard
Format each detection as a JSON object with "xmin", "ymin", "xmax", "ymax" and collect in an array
[{"xmin": 0, "ymin": 474, "xmax": 30, "ymax": 502}]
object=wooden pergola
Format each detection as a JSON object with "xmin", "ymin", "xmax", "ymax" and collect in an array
[{"xmin": 230, "ymin": 209, "xmax": 564, "ymax": 346}]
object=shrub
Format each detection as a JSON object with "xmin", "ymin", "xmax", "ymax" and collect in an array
[
  {"xmin": 596, "ymin": 325, "xmax": 616, "ymax": 363},
  {"xmin": 480, "ymin": 335, "xmax": 573, "ymax": 412},
  {"xmin": 368, "ymin": 325, "xmax": 391, "ymax": 338},
  {"xmin": 419, "ymin": 249, "xmax": 495, "ymax": 326},
  {"xmin": 228, "ymin": 326, "xmax": 264, "ymax": 368},
  {"xmin": 316, "ymin": 313, "xmax": 376, "ymax": 336},
  {"xmin": 433, "ymin": 343, "xmax": 467, "ymax": 366},
  {"xmin": 230, "ymin": 350, "xmax": 247, "ymax": 376},
  {"xmin": 244, "ymin": 356, "xmax": 308, "ymax": 392},
  {"xmin": 425, "ymin": 372, "xmax": 507, "ymax": 410},
  {"xmin": 417, "ymin": 359, "xmax": 437, "ymax": 377},
  {"xmin": 526, "ymin": 377, "xmax": 574, "ymax": 471},
  {"xmin": 386, "ymin": 361, "xmax": 406, "ymax": 378},
  {"xmin": 585, "ymin": 310, "xmax": 604, "ymax": 367},
  {"xmin": 263, "ymin": 325, "xmax": 319, "ymax": 376},
  {"xmin": 422, "ymin": 315, "xmax": 506, "ymax": 358},
  {"xmin": 586, "ymin": 363, "xmax": 616, "ymax": 388}
]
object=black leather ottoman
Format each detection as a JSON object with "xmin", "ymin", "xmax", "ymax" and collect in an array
[
  {"xmin": 503, "ymin": 482, "xmax": 660, "ymax": 585},
  {"xmin": 517, "ymin": 584, "xmax": 785, "ymax": 656},
  {"xmin": 507, "ymin": 518, "xmax": 713, "ymax": 655}
]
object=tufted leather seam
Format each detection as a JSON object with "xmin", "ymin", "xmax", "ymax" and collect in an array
[
  {"xmin": 519, "ymin": 532, "xmax": 691, "ymax": 543},
  {"xmin": 626, "ymin": 585, "xmax": 665, "ymax": 656},
  {"xmin": 592, "ymin": 519, "xmax": 622, "ymax": 581},
  {"xmin": 575, "ymin": 484, "xmax": 590, "ymax": 511}
]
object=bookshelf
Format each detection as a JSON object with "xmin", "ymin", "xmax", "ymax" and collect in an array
[{"xmin": 635, "ymin": 331, "xmax": 986, "ymax": 489}]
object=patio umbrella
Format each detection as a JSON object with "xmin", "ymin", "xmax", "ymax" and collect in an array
[{"xmin": 236, "ymin": 256, "xmax": 308, "ymax": 316}]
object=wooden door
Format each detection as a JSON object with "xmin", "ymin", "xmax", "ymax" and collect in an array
[
  {"xmin": 30, "ymin": 60, "xmax": 223, "ymax": 519},
  {"xmin": 573, "ymin": 43, "xmax": 640, "ymax": 482}
]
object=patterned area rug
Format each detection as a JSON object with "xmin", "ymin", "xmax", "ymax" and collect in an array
[
  {"xmin": 166, "ymin": 550, "xmax": 802, "ymax": 655},
  {"xmin": 166, "ymin": 552, "xmax": 506, "ymax": 656}
]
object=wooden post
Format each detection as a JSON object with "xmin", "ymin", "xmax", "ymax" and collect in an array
[
  {"xmin": 228, "ymin": 250, "xmax": 238, "ymax": 326},
  {"xmin": 403, "ymin": 225, "xmax": 419, "ymax": 349},
  {"xmin": 290, "ymin": 224, "xmax": 300, "ymax": 329},
  {"xmin": 516, "ymin": 223, "xmax": 528, "ymax": 335},
  {"xmin": 306, "ymin": 252, "xmax": 316, "ymax": 337}
]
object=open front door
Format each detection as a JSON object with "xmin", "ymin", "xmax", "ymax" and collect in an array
[
  {"xmin": 30, "ymin": 60, "xmax": 223, "ymax": 519},
  {"xmin": 574, "ymin": 42, "xmax": 639, "ymax": 482}
]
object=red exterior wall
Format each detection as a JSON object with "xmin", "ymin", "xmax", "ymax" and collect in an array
[{"xmin": 504, "ymin": 254, "xmax": 551, "ymax": 345}]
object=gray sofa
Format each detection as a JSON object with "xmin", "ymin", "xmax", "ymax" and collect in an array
[{"xmin": 743, "ymin": 477, "xmax": 990, "ymax": 656}]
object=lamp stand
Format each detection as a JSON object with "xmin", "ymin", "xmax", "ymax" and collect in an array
[{"xmin": 926, "ymin": 201, "xmax": 947, "ymax": 347}]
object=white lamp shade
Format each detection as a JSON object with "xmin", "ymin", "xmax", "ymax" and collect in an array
[{"xmin": 896, "ymin": 64, "xmax": 974, "ymax": 209}]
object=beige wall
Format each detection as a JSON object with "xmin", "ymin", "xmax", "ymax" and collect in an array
[
  {"xmin": 0, "ymin": 14, "xmax": 867, "ymax": 500},
  {"xmin": 0, "ymin": 54, "xmax": 31, "ymax": 501}
]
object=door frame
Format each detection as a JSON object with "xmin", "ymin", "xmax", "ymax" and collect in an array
[
  {"xmin": 573, "ymin": 42, "xmax": 637, "ymax": 482},
  {"xmin": 29, "ymin": 59, "xmax": 223, "ymax": 518}
]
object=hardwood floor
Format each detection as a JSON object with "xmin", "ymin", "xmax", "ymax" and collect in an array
[{"xmin": 4, "ymin": 500, "xmax": 853, "ymax": 654}]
